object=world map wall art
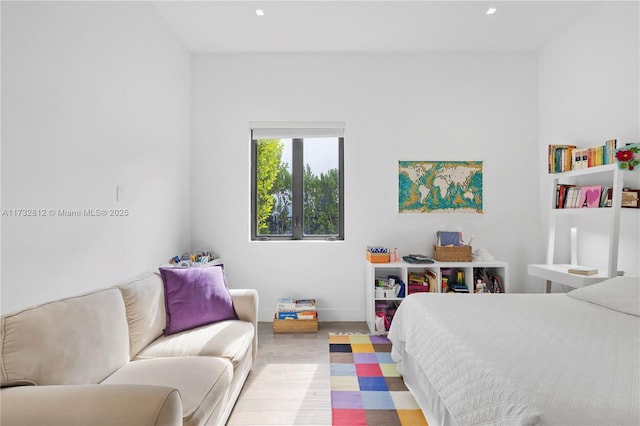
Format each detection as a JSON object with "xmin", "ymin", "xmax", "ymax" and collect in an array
[{"xmin": 398, "ymin": 161, "xmax": 483, "ymax": 213}]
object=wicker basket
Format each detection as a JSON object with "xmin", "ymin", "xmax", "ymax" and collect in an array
[{"xmin": 433, "ymin": 245, "xmax": 472, "ymax": 262}]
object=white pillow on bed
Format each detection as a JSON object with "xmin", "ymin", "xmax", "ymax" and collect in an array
[{"xmin": 567, "ymin": 276, "xmax": 640, "ymax": 317}]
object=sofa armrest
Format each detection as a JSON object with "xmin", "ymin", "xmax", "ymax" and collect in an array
[
  {"xmin": 0, "ymin": 384, "xmax": 182, "ymax": 426},
  {"xmin": 230, "ymin": 289, "xmax": 259, "ymax": 360}
]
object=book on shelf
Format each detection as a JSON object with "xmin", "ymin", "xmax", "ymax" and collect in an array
[
  {"xmin": 554, "ymin": 184, "xmax": 610, "ymax": 209},
  {"xmin": 277, "ymin": 311, "xmax": 299, "ymax": 320},
  {"xmin": 294, "ymin": 299, "xmax": 316, "ymax": 312},
  {"xmin": 408, "ymin": 271, "xmax": 438, "ymax": 293},
  {"xmin": 408, "ymin": 272, "xmax": 426, "ymax": 283},
  {"xmin": 448, "ymin": 282, "xmax": 469, "ymax": 293},
  {"xmin": 548, "ymin": 139, "xmax": 617, "ymax": 173},
  {"xmin": 573, "ymin": 149, "xmax": 582, "ymax": 170},
  {"xmin": 276, "ymin": 298, "xmax": 317, "ymax": 319},
  {"xmin": 567, "ymin": 266, "xmax": 599, "ymax": 276},
  {"xmin": 296, "ymin": 311, "xmax": 318, "ymax": 320},
  {"xmin": 601, "ymin": 187, "xmax": 612, "ymax": 207},
  {"xmin": 276, "ymin": 298, "xmax": 296, "ymax": 312},
  {"xmin": 548, "ymin": 144, "xmax": 576, "ymax": 173},
  {"xmin": 555, "ymin": 184, "xmax": 576, "ymax": 208},
  {"xmin": 276, "ymin": 311, "xmax": 318, "ymax": 320},
  {"xmin": 577, "ymin": 186, "xmax": 602, "ymax": 208},
  {"xmin": 407, "ymin": 272, "xmax": 427, "ymax": 294}
]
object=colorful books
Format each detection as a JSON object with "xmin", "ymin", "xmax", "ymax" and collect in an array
[
  {"xmin": 407, "ymin": 272, "xmax": 427, "ymax": 295},
  {"xmin": 276, "ymin": 298, "xmax": 317, "ymax": 320},
  {"xmin": 549, "ymin": 145, "xmax": 576, "ymax": 173},
  {"xmin": 549, "ymin": 139, "xmax": 617, "ymax": 173}
]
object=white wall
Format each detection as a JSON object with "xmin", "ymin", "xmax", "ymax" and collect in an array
[
  {"xmin": 6, "ymin": 3, "xmax": 629, "ymax": 319},
  {"xmin": 192, "ymin": 53, "xmax": 541, "ymax": 321},
  {"xmin": 1, "ymin": 1, "xmax": 191, "ymax": 313},
  {"xmin": 537, "ymin": 1, "xmax": 640, "ymax": 290}
]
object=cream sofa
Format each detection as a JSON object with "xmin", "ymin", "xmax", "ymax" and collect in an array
[{"xmin": 0, "ymin": 271, "xmax": 258, "ymax": 426}]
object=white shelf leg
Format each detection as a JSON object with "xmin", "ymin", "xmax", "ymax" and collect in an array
[
  {"xmin": 546, "ymin": 176, "xmax": 560, "ymax": 264},
  {"xmin": 607, "ymin": 168, "xmax": 622, "ymax": 278}
]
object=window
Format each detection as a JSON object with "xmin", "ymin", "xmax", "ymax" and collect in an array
[{"xmin": 250, "ymin": 122, "xmax": 344, "ymax": 241}]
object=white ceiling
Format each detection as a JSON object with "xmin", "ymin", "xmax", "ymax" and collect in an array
[{"xmin": 152, "ymin": 1, "xmax": 602, "ymax": 53}]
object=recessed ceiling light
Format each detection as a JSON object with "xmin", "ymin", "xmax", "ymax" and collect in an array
[
  {"xmin": 256, "ymin": 9, "xmax": 264, "ymax": 16},
  {"xmin": 486, "ymin": 7, "xmax": 497, "ymax": 15}
]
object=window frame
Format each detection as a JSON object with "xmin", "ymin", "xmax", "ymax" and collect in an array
[{"xmin": 251, "ymin": 135, "xmax": 344, "ymax": 241}]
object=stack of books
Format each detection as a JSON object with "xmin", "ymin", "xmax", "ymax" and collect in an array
[
  {"xmin": 276, "ymin": 298, "xmax": 317, "ymax": 320},
  {"xmin": 567, "ymin": 266, "xmax": 599, "ymax": 276},
  {"xmin": 448, "ymin": 282, "xmax": 469, "ymax": 293},
  {"xmin": 407, "ymin": 271, "xmax": 437, "ymax": 294}
]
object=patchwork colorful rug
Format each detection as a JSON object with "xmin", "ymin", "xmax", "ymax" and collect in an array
[{"xmin": 329, "ymin": 334, "xmax": 428, "ymax": 425}]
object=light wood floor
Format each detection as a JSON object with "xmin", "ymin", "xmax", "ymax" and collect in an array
[{"xmin": 227, "ymin": 321, "xmax": 370, "ymax": 425}]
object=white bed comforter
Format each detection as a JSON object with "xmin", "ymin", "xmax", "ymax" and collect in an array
[{"xmin": 388, "ymin": 279, "xmax": 640, "ymax": 426}]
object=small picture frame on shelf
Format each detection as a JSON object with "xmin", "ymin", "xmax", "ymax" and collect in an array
[
  {"xmin": 605, "ymin": 188, "xmax": 640, "ymax": 208},
  {"xmin": 621, "ymin": 189, "xmax": 640, "ymax": 208}
]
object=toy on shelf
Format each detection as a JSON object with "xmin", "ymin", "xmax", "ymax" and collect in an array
[{"xmin": 168, "ymin": 250, "xmax": 219, "ymax": 267}]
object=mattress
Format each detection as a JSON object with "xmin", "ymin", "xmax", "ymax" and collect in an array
[{"xmin": 387, "ymin": 276, "xmax": 640, "ymax": 426}]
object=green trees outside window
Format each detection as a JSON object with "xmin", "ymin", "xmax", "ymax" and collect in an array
[{"xmin": 252, "ymin": 137, "xmax": 344, "ymax": 240}]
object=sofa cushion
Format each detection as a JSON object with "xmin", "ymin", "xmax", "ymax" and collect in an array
[
  {"xmin": 118, "ymin": 272, "xmax": 166, "ymax": 358},
  {"xmin": 101, "ymin": 357, "xmax": 232, "ymax": 426},
  {"xmin": 159, "ymin": 266, "xmax": 237, "ymax": 335},
  {"xmin": 135, "ymin": 320, "xmax": 254, "ymax": 369},
  {"xmin": 0, "ymin": 288, "xmax": 129, "ymax": 386},
  {"xmin": 0, "ymin": 384, "xmax": 182, "ymax": 426}
]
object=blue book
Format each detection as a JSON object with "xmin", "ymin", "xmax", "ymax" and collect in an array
[{"xmin": 438, "ymin": 231, "xmax": 462, "ymax": 246}]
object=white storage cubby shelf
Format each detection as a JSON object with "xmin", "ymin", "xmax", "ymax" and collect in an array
[
  {"xmin": 528, "ymin": 164, "xmax": 624, "ymax": 292},
  {"xmin": 365, "ymin": 260, "xmax": 509, "ymax": 334}
]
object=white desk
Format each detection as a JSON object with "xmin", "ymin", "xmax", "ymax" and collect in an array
[{"xmin": 528, "ymin": 264, "xmax": 611, "ymax": 293}]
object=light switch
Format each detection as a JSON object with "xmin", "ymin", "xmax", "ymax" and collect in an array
[{"xmin": 116, "ymin": 184, "xmax": 124, "ymax": 202}]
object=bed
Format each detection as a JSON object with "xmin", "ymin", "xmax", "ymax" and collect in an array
[{"xmin": 387, "ymin": 276, "xmax": 640, "ymax": 426}]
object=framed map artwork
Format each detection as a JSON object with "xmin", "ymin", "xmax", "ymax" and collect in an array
[{"xmin": 398, "ymin": 161, "xmax": 483, "ymax": 213}]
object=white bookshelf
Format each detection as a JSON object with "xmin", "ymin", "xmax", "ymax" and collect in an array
[
  {"xmin": 365, "ymin": 260, "xmax": 508, "ymax": 334},
  {"xmin": 529, "ymin": 164, "xmax": 623, "ymax": 292}
]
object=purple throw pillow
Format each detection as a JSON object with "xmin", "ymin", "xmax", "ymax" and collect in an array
[{"xmin": 159, "ymin": 265, "xmax": 237, "ymax": 335}]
